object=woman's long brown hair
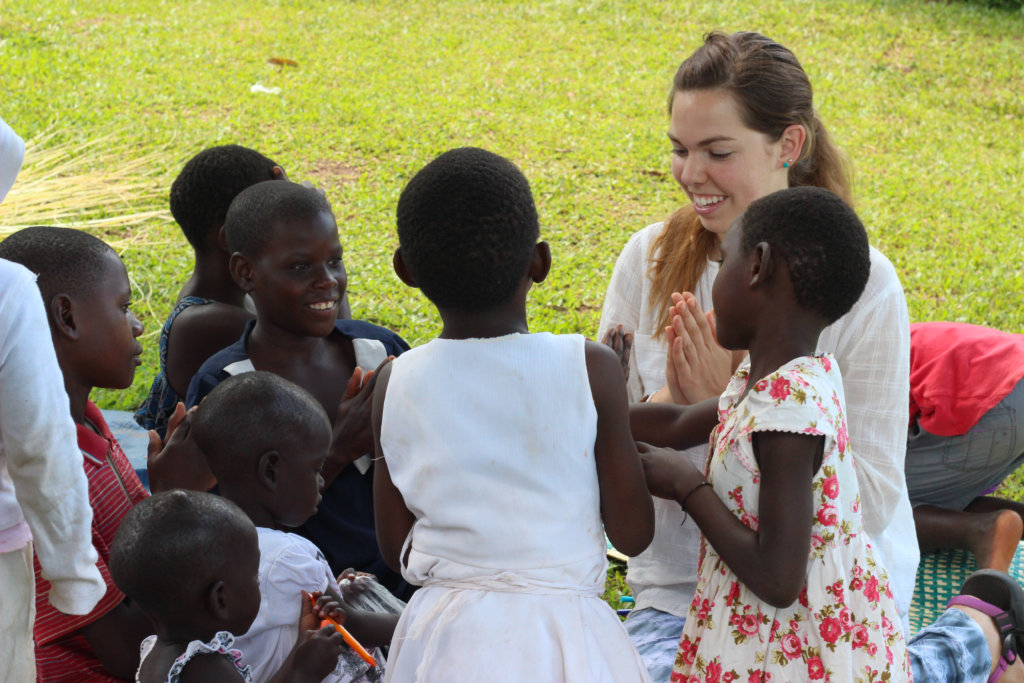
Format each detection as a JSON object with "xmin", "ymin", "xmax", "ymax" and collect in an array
[{"xmin": 648, "ymin": 31, "xmax": 853, "ymax": 336}]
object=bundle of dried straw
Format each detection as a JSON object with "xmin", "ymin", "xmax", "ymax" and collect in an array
[{"xmin": 0, "ymin": 128, "xmax": 173, "ymax": 248}]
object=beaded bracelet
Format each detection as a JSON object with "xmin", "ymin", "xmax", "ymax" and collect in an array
[{"xmin": 678, "ymin": 480, "xmax": 712, "ymax": 524}]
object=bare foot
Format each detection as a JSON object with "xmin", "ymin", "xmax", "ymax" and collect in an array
[
  {"xmin": 968, "ymin": 497, "xmax": 1024, "ymax": 540},
  {"xmin": 972, "ymin": 510, "xmax": 1024, "ymax": 572}
]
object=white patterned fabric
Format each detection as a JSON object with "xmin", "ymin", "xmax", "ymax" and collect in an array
[
  {"xmin": 137, "ymin": 631, "xmax": 253, "ymax": 682},
  {"xmin": 673, "ymin": 356, "xmax": 911, "ymax": 682}
]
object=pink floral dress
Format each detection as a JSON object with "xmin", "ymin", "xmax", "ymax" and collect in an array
[{"xmin": 671, "ymin": 356, "xmax": 911, "ymax": 683}]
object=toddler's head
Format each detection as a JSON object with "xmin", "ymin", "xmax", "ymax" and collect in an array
[
  {"xmin": 171, "ymin": 145, "xmax": 280, "ymax": 250},
  {"xmin": 192, "ymin": 371, "xmax": 332, "ymax": 529},
  {"xmin": 225, "ymin": 180, "xmax": 346, "ymax": 337},
  {"xmin": 0, "ymin": 226, "xmax": 143, "ymax": 391},
  {"xmin": 395, "ymin": 147, "xmax": 541, "ymax": 312},
  {"xmin": 109, "ymin": 490, "xmax": 261, "ymax": 640},
  {"xmin": 713, "ymin": 186, "xmax": 869, "ymax": 347}
]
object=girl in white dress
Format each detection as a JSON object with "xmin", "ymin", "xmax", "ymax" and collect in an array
[
  {"xmin": 633, "ymin": 187, "xmax": 911, "ymax": 681},
  {"xmin": 372, "ymin": 147, "xmax": 655, "ymax": 682}
]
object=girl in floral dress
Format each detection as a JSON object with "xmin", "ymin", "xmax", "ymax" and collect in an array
[{"xmin": 632, "ymin": 187, "xmax": 911, "ymax": 682}]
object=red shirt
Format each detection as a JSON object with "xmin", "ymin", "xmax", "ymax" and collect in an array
[
  {"xmin": 909, "ymin": 322, "xmax": 1024, "ymax": 437},
  {"xmin": 33, "ymin": 401, "xmax": 149, "ymax": 681}
]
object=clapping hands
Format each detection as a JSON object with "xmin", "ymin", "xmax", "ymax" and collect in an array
[{"xmin": 664, "ymin": 292, "xmax": 740, "ymax": 405}]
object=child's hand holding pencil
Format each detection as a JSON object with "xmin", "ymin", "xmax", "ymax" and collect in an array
[{"xmin": 308, "ymin": 590, "xmax": 378, "ymax": 667}]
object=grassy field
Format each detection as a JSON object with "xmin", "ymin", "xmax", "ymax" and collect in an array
[{"xmin": 3, "ymin": 1, "xmax": 1024, "ymax": 571}]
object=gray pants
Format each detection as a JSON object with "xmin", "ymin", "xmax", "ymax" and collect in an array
[{"xmin": 906, "ymin": 377, "xmax": 1024, "ymax": 510}]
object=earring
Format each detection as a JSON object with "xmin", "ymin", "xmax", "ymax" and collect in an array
[{"xmin": 783, "ymin": 159, "xmax": 793, "ymax": 169}]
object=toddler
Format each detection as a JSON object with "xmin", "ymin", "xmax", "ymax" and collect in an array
[
  {"xmin": 192, "ymin": 371, "xmax": 398, "ymax": 682},
  {"xmin": 109, "ymin": 489, "xmax": 345, "ymax": 682}
]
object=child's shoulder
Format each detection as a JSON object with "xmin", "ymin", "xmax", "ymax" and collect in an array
[
  {"xmin": 254, "ymin": 527, "xmax": 332, "ymax": 594},
  {"xmin": 184, "ymin": 324, "xmax": 254, "ymax": 408},
  {"xmin": 741, "ymin": 355, "xmax": 845, "ymax": 431},
  {"xmin": 145, "ymin": 631, "xmax": 252, "ymax": 683},
  {"xmin": 334, "ymin": 318, "xmax": 409, "ymax": 356},
  {"xmin": 256, "ymin": 526, "xmax": 318, "ymax": 557},
  {"xmin": 167, "ymin": 299, "xmax": 251, "ymax": 347}
]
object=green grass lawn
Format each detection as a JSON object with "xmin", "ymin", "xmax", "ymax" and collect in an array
[{"xmin": 3, "ymin": 0, "xmax": 1024, "ymax": 598}]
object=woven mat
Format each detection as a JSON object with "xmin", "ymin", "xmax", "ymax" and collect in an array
[{"xmin": 909, "ymin": 543, "xmax": 1024, "ymax": 634}]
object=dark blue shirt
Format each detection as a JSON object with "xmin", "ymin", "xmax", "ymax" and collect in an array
[{"xmin": 186, "ymin": 319, "xmax": 414, "ymax": 600}]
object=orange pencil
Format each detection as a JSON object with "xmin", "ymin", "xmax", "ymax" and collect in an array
[
  {"xmin": 321, "ymin": 616, "xmax": 377, "ymax": 667},
  {"xmin": 310, "ymin": 594, "xmax": 377, "ymax": 667}
]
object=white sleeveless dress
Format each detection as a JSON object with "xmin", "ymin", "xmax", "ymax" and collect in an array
[{"xmin": 380, "ymin": 333, "xmax": 651, "ymax": 682}]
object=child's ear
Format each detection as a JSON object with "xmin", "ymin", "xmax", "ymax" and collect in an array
[
  {"xmin": 257, "ymin": 450, "xmax": 280, "ymax": 490},
  {"xmin": 529, "ymin": 241, "xmax": 551, "ymax": 284},
  {"xmin": 215, "ymin": 224, "xmax": 229, "ymax": 252},
  {"xmin": 207, "ymin": 579, "xmax": 230, "ymax": 621},
  {"xmin": 229, "ymin": 252, "xmax": 255, "ymax": 293},
  {"xmin": 392, "ymin": 247, "xmax": 418, "ymax": 288},
  {"xmin": 748, "ymin": 242, "xmax": 774, "ymax": 288},
  {"xmin": 50, "ymin": 293, "xmax": 80, "ymax": 341}
]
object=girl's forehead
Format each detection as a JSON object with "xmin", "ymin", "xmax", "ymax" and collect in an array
[
  {"xmin": 265, "ymin": 211, "xmax": 341, "ymax": 248},
  {"xmin": 669, "ymin": 89, "xmax": 749, "ymax": 139}
]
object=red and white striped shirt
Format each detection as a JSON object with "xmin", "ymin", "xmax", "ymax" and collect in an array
[{"xmin": 33, "ymin": 401, "xmax": 149, "ymax": 681}]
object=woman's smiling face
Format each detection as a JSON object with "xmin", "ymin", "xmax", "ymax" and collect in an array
[{"xmin": 668, "ymin": 88, "xmax": 791, "ymax": 239}]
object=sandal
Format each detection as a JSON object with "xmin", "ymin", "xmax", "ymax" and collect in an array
[{"xmin": 948, "ymin": 569, "xmax": 1024, "ymax": 683}]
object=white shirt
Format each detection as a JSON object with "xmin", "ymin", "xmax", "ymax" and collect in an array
[
  {"xmin": 0, "ymin": 116, "xmax": 24, "ymax": 201},
  {"xmin": 235, "ymin": 528, "xmax": 378, "ymax": 683},
  {"xmin": 598, "ymin": 221, "xmax": 918, "ymax": 634},
  {"xmin": 0, "ymin": 259, "xmax": 106, "ymax": 614}
]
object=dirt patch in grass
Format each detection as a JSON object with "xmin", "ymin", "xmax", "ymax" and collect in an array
[{"xmin": 311, "ymin": 158, "xmax": 362, "ymax": 185}]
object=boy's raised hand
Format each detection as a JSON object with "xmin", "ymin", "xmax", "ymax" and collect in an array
[
  {"xmin": 146, "ymin": 402, "xmax": 217, "ymax": 493},
  {"xmin": 600, "ymin": 324, "xmax": 633, "ymax": 382},
  {"xmin": 323, "ymin": 358, "xmax": 393, "ymax": 484},
  {"xmin": 337, "ymin": 568, "xmax": 375, "ymax": 600}
]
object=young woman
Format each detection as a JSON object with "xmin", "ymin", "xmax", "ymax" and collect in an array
[{"xmin": 597, "ymin": 31, "xmax": 918, "ymax": 679}]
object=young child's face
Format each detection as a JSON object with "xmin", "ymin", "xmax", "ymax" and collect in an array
[
  {"xmin": 247, "ymin": 211, "xmax": 347, "ymax": 338},
  {"xmin": 73, "ymin": 252, "xmax": 144, "ymax": 390},
  {"xmin": 271, "ymin": 423, "xmax": 331, "ymax": 528},
  {"xmin": 710, "ymin": 220, "xmax": 753, "ymax": 351}
]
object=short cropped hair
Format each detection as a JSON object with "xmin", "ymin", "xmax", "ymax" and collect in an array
[
  {"xmin": 170, "ymin": 145, "xmax": 279, "ymax": 248},
  {"xmin": 192, "ymin": 371, "xmax": 331, "ymax": 482},
  {"xmin": 396, "ymin": 147, "xmax": 539, "ymax": 311},
  {"xmin": 224, "ymin": 180, "xmax": 333, "ymax": 257},
  {"xmin": 108, "ymin": 490, "xmax": 255, "ymax": 618},
  {"xmin": 0, "ymin": 226, "xmax": 118, "ymax": 300},
  {"xmin": 739, "ymin": 186, "xmax": 869, "ymax": 323}
]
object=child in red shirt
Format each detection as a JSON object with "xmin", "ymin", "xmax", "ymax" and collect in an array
[
  {"xmin": 0, "ymin": 227, "xmax": 202, "ymax": 680},
  {"xmin": 907, "ymin": 321, "xmax": 1024, "ymax": 571}
]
